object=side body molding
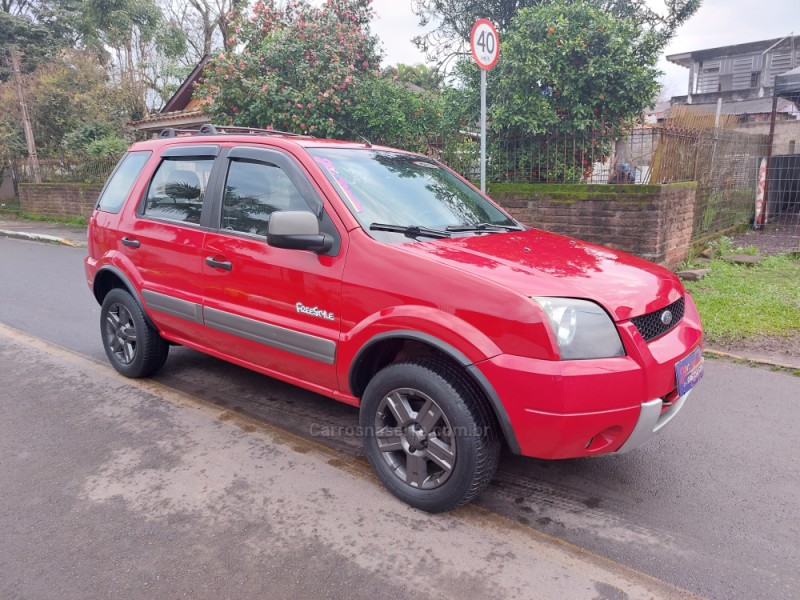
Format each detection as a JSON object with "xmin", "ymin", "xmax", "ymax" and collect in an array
[
  {"xmin": 141, "ymin": 290, "xmax": 203, "ymax": 324},
  {"xmin": 349, "ymin": 330, "xmax": 521, "ymax": 454},
  {"xmin": 203, "ymin": 307, "xmax": 336, "ymax": 365}
]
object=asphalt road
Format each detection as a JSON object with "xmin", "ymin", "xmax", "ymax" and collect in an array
[{"xmin": 1, "ymin": 236, "xmax": 798, "ymax": 599}]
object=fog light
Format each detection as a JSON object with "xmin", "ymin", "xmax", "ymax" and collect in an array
[{"xmin": 584, "ymin": 426, "xmax": 624, "ymax": 453}]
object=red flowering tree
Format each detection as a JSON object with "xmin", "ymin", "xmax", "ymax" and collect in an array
[{"xmin": 199, "ymin": 0, "xmax": 398, "ymax": 138}]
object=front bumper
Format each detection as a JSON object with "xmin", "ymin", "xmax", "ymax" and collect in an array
[{"xmin": 475, "ymin": 295, "xmax": 703, "ymax": 459}]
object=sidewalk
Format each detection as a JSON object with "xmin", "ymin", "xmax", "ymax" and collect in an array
[{"xmin": 0, "ymin": 218, "xmax": 87, "ymax": 247}]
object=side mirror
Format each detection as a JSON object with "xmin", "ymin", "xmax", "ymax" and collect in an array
[{"xmin": 267, "ymin": 211, "xmax": 333, "ymax": 253}]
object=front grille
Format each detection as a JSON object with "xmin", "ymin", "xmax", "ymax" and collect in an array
[{"xmin": 631, "ymin": 296, "xmax": 685, "ymax": 342}]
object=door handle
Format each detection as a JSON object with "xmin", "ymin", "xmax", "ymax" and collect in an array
[
  {"xmin": 206, "ymin": 256, "xmax": 232, "ymax": 271},
  {"xmin": 121, "ymin": 237, "xmax": 140, "ymax": 248}
]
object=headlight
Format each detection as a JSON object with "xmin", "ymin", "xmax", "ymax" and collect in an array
[{"xmin": 533, "ymin": 297, "xmax": 624, "ymax": 360}]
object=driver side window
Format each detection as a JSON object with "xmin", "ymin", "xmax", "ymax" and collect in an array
[{"xmin": 222, "ymin": 159, "xmax": 311, "ymax": 237}]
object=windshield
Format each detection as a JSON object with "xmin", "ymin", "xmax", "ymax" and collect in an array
[{"xmin": 307, "ymin": 148, "xmax": 517, "ymax": 241}]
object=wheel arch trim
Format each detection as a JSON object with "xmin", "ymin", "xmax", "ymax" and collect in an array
[
  {"xmin": 93, "ymin": 265, "xmax": 158, "ymax": 331},
  {"xmin": 350, "ymin": 330, "xmax": 520, "ymax": 454}
]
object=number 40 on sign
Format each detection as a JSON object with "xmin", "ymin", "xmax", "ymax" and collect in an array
[{"xmin": 470, "ymin": 19, "xmax": 499, "ymax": 71}]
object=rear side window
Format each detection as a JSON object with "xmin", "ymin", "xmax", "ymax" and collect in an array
[
  {"xmin": 221, "ymin": 160, "xmax": 311, "ymax": 236},
  {"xmin": 143, "ymin": 158, "xmax": 215, "ymax": 224},
  {"xmin": 96, "ymin": 151, "xmax": 151, "ymax": 214}
]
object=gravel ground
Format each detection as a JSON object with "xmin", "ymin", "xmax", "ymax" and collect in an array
[
  {"xmin": 728, "ymin": 214, "xmax": 800, "ymax": 256},
  {"xmin": 709, "ymin": 333, "xmax": 800, "ymax": 366}
]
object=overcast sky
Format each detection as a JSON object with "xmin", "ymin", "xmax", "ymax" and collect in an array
[{"xmin": 368, "ymin": 0, "xmax": 798, "ymax": 95}]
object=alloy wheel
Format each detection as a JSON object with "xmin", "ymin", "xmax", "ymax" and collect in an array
[
  {"xmin": 104, "ymin": 302, "xmax": 138, "ymax": 365},
  {"xmin": 373, "ymin": 388, "xmax": 456, "ymax": 490}
]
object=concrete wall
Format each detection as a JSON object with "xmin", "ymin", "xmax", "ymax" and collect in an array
[
  {"xmin": 489, "ymin": 182, "xmax": 698, "ymax": 267},
  {"xmin": 0, "ymin": 170, "xmax": 15, "ymax": 202},
  {"xmin": 18, "ymin": 183, "xmax": 103, "ymax": 220},
  {"xmin": 735, "ymin": 120, "xmax": 800, "ymax": 155}
]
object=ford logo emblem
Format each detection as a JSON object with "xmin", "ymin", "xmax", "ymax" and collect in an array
[{"xmin": 660, "ymin": 310, "xmax": 673, "ymax": 326}]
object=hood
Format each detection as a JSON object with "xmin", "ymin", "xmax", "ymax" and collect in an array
[{"xmin": 399, "ymin": 229, "xmax": 683, "ymax": 321}]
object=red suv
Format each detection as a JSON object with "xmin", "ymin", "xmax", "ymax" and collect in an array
[{"xmin": 85, "ymin": 125, "xmax": 704, "ymax": 512}]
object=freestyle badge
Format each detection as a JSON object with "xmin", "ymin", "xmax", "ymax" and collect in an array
[{"xmin": 296, "ymin": 302, "xmax": 335, "ymax": 321}]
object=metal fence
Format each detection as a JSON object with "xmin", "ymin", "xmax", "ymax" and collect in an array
[
  {"xmin": 423, "ymin": 126, "xmax": 798, "ymax": 249},
  {"xmin": 649, "ymin": 127, "xmax": 771, "ymax": 243},
  {"xmin": 421, "ymin": 128, "xmax": 658, "ymax": 185},
  {"xmin": 487, "ymin": 128, "xmax": 658, "ymax": 185}
]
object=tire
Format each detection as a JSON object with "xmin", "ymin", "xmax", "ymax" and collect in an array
[
  {"xmin": 360, "ymin": 356, "xmax": 501, "ymax": 512},
  {"xmin": 100, "ymin": 288, "xmax": 169, "ymax": 378}
]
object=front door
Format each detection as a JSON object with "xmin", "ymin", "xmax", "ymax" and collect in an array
[{"xmin": 201, "ymin": 146, "xmax": 346, "ymax": 394}]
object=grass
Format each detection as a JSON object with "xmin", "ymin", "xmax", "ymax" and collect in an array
[
  {"xmin": 683, "ymin": 254, "xmax": 800, "ymax": 342},
  {"xmin": 0, "ymin": 206, "xmax": 87, "ymax": 227},
  {"xmin": 16, "ymin": 211, "xmax": 88, "ymax": 227}
]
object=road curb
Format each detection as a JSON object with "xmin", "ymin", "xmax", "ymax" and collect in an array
[
  {"xmin": 0, "ymin": 229, "xmax": 86, "ymax": 248},
  {"xmin": 704, "ymin": 348, "xmax": 800, "ymax": 372}
]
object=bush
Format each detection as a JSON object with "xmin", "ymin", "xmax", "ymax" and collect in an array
[{"xmin": 86, "ymin": 135, "xmax": 128, "ymax": 157}]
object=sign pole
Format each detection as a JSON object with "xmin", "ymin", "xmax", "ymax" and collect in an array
[
  {"xmin": 480, "ymin": 69, "xmax": 487, "ymax": 193},
  {"xmin": 470, "ymin": 18, "xmax": 499, "ymax": 195}
]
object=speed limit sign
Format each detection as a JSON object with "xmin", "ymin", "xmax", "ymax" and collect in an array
[{"xmin": 470, "ymin": 19, "xmax": 499, "ymax": 70}]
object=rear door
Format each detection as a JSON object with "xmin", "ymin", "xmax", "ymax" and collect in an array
[
  {"xmin": 201, "ymin": 145, "xmax": 347, "ymax": 393},
  {"xmin": 117, "ymin": 145, "xmax": 221, "ymax": 342}
]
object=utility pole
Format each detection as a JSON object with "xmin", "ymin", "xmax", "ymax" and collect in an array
[{"xmin": 9, "ymin": 47, "xmax": 41, "ymax": 184}]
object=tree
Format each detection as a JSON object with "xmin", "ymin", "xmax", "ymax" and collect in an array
[
  {"xmin": 200, "ymin": 0, "xmax": 381, "ymax": 138},
  {"xmin": 200, "ymin": 0, "xmax": 443, "ymax": 148},
  {"xmin": 491, "ymin": 2, "xmax": 662, "ymax": 134},
  {"xmin": 0, "ymin": 9, "xmax": 70, "ymax": 78},
  {"xmin": 412, "ymin": 0, "xmax": 701, "ymax": 66},
  {"xmin": 0, "ymin": 49, "xmax": 133, "ymax": 159},
  {"xmin": 76, "ymin": 0, "xmax": 188, "ymax": 115},
  {"xmin": 441, "ymin": 1, "xmax": 662, "ymax": 137},
  {"xmin": 1, "ymin": 0, "xmax": 35, "ymax": 15},
  {"xmin": 395, "ymin": 63, "xmax": 443, "ymax": 92},
  {"xmin": 158, "ymin": 0, "xmax": 246, "ymax": 63},
  {"xmin": 350, "ymin": 74, "xmax": 443, "ymax": 150}
]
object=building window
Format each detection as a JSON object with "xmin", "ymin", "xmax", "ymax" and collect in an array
[
  {"xmin": 750, "ymin": 72, "xmax": 761, "ymax": 88},
  {"xmin": 699, "ymin": 66, "xmax": 720, "ymax": 94}
]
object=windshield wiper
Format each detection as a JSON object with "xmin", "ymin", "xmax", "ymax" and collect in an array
[
  {"xmin": 370, "ymin": 223, "xmax": 451, "ymax": 239},
  {"xmin": 445, "ymin": 222, "xmax": 525, "ymax": 232}
]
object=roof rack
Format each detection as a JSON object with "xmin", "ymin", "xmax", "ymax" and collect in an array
[
  {"xmin": 159, "ymin": 127, "xmax": 202, "ymax": 138},
  {"xmin": 159, "ymin": 123, "xmax": 313, "ymax": 139}
]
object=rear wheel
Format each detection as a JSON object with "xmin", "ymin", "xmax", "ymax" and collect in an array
[
  {"xmin": 360, "ymin": 356, "xmax": 501, "ymax": 512},
  {"xmin": 100, "ymin": 288, "xmax": 169, "ymax": 378}
]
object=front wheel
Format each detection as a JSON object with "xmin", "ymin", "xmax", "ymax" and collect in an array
[
  {"xmin": 360, "ymin": 357, "xmax": 501, "ymax": 512},
  {"xmin": 100, "ymin": 288, "xmax": 169, "ymax": 378}
]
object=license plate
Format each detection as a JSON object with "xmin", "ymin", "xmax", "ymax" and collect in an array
[{"xmin": 675, "ymin": 347, "xmax": 704, "ymax": 396}]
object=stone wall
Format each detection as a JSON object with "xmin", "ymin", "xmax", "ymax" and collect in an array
[
  {"xmin": 488, "ymin": 182, "xmax": 698, "ymax": 267},
  {"xmin": 18, "ymin": 183, "xmax": 103, "ymax": 220}
]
